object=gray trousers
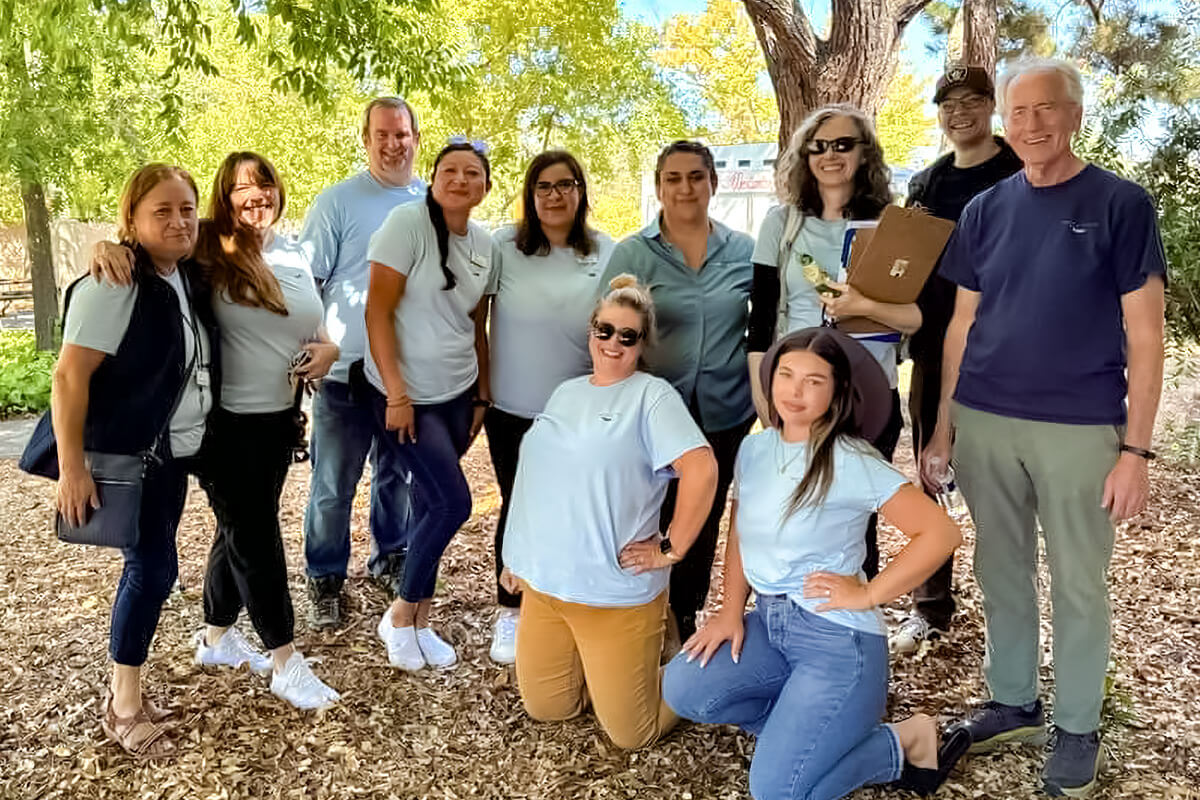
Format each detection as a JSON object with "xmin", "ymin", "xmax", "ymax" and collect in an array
[{"xmin": 953, "ymin": 403, "xmax": 1119, "ymax": 734}]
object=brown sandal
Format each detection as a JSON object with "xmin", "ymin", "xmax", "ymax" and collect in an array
[
  {"xmin": 140, "ymin": 697, "xmax": 174, "ymax": 723},
  {"xmin": 100, "ymin": 695, "xmax": 175, "ymax": 760}
]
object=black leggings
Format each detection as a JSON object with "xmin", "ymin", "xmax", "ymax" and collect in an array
[
  {"xmin": 200, "ymin": 408, "xmax": 295, "ymax": 650},
  {"xmin": 483, "ymin": 406, "xmax": 535, "ymax": 609}
]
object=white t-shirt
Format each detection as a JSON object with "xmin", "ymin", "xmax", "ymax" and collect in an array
[
  {"xmin": 364, "ymin": 202, "xmax": 493, "ymax": 403},
  {"xmin": 732, "ymin": 428, "xmax": 909, "ymax": 635},
  {"xmin": 63, "ymin": 272, "xmax": 211, "ymax": 457},
  {"xmin": 213, "ymin": 235, "xmax": 324, "ymax": 413},
  {"xmin": 753, "ymin": 205, "xmax": 900, "ymax": 388},
  {"xmin": 486, "ymin": 226, "xmax": 614, "ymax": 418},
  {"xmin": 503, "ymin": 372, "xmax": 709, "ymax": 607}
]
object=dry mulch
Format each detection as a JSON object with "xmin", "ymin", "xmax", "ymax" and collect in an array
[{"xmin": 0, "ymin": 426, "xmax": 1197, "ymax": 799}]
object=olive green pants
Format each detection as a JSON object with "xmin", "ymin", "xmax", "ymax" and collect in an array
[{"xmin": 953, "ymin": 403, "xmax": 1119, "ymax": 734}]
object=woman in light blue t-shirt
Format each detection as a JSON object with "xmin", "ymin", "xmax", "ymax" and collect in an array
[
  {"xmin": 480, "ymin": 150, "xmax": 614, "ymax": 665},
  {"xmin": 662, "ymin": 328, "xmax": 965, "ymax": 800},
  {"xmin": 501, "ymin": 274, "xmax": 717, "ymax": 750},
  {"xmin": 366, "ymin": 141, "xmax": 495, "ymax": 674}
]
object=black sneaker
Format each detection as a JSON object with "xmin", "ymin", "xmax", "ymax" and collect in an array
[
  {"xmin": 1043, "ymin": 728, "xmax": 1105, "ymax": 798},
  {"xmin": 371, "ymin": 550, "xmax": 407, "ymax": 599},
  {"xmin": 307, "ymin": 576, "xmax": 344, "ymax": 630},
  {"xmin": 950, "ymin": 699, "xmax": 1047, "ymax": 753}
]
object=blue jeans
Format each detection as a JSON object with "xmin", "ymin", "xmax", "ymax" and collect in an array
[
  {"xmin": 662, "ymin": 596, "xmax": 901, "ymax": 800},
  {"xmin": 304, "ymin": 379, "xmax": 411, "ymax": 579},
  {"xmin": 110, "ymin": 458, "xmax": 189, "ymax": 666},
  {"xmin": 368, "ymin": 387, "xmax": 473, "ymax": 602}
]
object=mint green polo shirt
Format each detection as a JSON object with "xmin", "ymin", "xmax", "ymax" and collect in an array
[{"xmin": 600, "ymin": 217, "xmax": 755, "ymax": 432}]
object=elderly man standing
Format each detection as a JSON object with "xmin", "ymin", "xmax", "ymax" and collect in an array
[
  {"xmin": 922, "ymin": 58, "xmax": 1166, "ymax": 797},
  {"xmin": 302, "ymin": 97, "xmax": 426, "ymax": 629}
]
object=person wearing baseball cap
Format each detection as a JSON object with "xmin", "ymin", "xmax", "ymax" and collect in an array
[
  {"xmin": 889, "ymin": 65, "xmax": 1023, "ymax": 656},
  {"xmin": 662, "ymin": 327, "xmax": 965, "ymax": 799}
]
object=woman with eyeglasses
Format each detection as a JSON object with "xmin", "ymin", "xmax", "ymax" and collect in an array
[
  {"xmin": 365, "ymin": 141, "xmax": 494, "ymax": 672},
  {"xmin": 747, "ymin": 104, "xmax": 921, "ymax": 579},
  {"xmin": 600, "ymin": 140, "xmax": 756, "ymax": 645},
  {"xmin": 480, "ymin": 150, "xmax": 614, "ymax": 665},
  {"xmin": 500, "ymin": 274, "xmax": 717, "ymax": 749}
]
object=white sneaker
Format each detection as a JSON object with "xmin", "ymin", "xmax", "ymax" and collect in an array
[
  {"xmin": 489, "ymin": 608, "xmax": 518, "ymax": 665},
  {"xmin": 416, "ymin": 627, "xmax": 457, "ymax": 669},
  {"xmin": 270, "ymin": 651, "xmax": 340, "ymax": 710},
  {"xmin": 194, "ymin": 628, "xmax": 272, "ymax": 675},
  {"xmin": 889, "ymin": 615, "xmax": 947, "ymax": 655},
  {"xmin": 377, "ymin": 612, "xmax": 425, "ymax": 671}
]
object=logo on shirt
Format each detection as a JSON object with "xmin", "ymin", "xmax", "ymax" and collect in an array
[{"xmin": 1062, "ymin": 219, "xmax": 1098, "ymax": 235}]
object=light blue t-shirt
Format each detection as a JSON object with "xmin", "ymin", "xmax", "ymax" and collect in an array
[
  {"xmin": 364, "ymin": 202, "xmax": 493, "ymax": 403},
  {"xmin": 733, "ymin": 428, "xmax": 909, "ymax": 635},
  {"xmin": 213, "ymin": 235, "xmax": 324, "ymax": 413},
  {"xmin": 485, "ymin": 226, "xmax": 614, "ymax": 418},
  {"xmin": 753, "ymin": 205, "xmax": 900, "ymax": 388},
  {"xmin": 503, "ymin": 372, "xmax": 709, "ymax": 607},
  {"xmin": 299, "ymin": 171, "xmax": 426, "ymax": 383}
]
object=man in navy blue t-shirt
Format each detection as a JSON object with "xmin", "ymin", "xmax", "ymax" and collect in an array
[{"xmin": 921, "ymin": 58, "xmax": 1166, "ymax": 797}]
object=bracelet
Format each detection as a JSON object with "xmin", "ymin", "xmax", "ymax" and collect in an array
[
  {"xmin": 1119, "ymin": 443, "xmax": 1156, "ymax": 460},
  {"xmin": 386, "ymin": 395, "xmax": 412, "ymax": 408},
  {"xmin": 472, "ymin": 398, "xmax": 493, "ymax": 408}
]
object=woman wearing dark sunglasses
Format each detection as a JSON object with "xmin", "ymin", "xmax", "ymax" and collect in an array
[
  {"xmin": 499, "ymin": 274, "xmax": 718, "ymax": 749},
  {"xmin": 479, "ymin": 150, "xmax": 614, "ymax": 665},
  {"xmin": 747, "ymin": 104, "xmax": 921, "ymax": 580}
]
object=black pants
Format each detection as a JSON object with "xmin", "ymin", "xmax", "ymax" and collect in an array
[
  {"xmin": 660, "ymin": 415, "xmax": 756, "ymax": 640},
  {"xmin": 905, "ymin": 358, "xmax": 955, "ymax": 630},
  {"xmin": 484, "ymin": 407, "xmax": 535, "ymax": 608},
  {"xmin": 200, "ymin": 408, "xmax": 295, "ymax": 650},
  {"xmin": 863, "ymin": 389, "xmax": 904, "ymax": 580}
]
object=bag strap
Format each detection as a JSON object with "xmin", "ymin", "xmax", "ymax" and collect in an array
[
  {"xmin": 148, "ymin": 271, "xmax": 200, "ymax": 464},
  {"xmin": 775, "ymin": 205, "xmax": 805, "ymax": 338}
]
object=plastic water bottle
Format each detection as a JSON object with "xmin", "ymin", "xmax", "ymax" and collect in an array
[{"xmin": 927, "ymin": 457, "xmax": 968, "ymax": 519}]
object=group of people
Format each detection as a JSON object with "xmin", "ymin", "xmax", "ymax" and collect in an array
[{"xmin": 33, "ymin": 54, "xmax": 1166, "ymax": 800}]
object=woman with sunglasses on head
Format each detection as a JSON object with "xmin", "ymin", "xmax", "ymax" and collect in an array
[
  {"xmin": 747, "ymin": 105, "xmax": 921, "ymax": 580},
  {"xmin": 662, "ymin": 328, "xmax": 965, "ymax": 800},
  {"xmin": 500, "ymin": 274, "xmax": 717, "ymax": 749},
  {"xmin": 480, "ymin": 150, "xmax": 614, "ymax": 664},
  {"xmin": 366, "ymin": 140, "xmax": 494, "ymax": 672},
  {"xmin": 600, "ymin": 140, "xmax": 756, "ymax": 645},
  {"xmin": 91, "ymin": 152, "xmax": 342, "ymax": 711}
]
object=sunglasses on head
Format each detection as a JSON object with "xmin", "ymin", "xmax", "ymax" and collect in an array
[
  {"xmin": 806, "ymin": 136, "xmax": 862, "ymax": 155},
  {"xmin": 591, "ymin": 321, "xmax": 643, "ymax": 347}
]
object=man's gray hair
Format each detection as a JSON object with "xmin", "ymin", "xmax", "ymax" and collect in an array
[
  {"xmin": 997, "ymin": 57, "xmax": 1085, "ymax": 116},
  {"xmin": 361, "ymin": 97, "xmax": 420, "ymax": 138}
]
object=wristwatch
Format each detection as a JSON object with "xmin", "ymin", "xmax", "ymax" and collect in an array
[
  {"xmin": 660, "ymin": 536, "xmax": 683, "ymax": 563},
  {"xmin": 1120, "ymin": 443, "xmax": 1156, "ymax": 460}
]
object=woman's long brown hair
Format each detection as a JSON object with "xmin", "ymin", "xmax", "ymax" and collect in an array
[
  {"xmin": 194, "ymin": 151, "xmax": 288, "ymax": 315},
  {"xmin": 766, "ymin": 329, "xmax": 860, "ymax": 517}
]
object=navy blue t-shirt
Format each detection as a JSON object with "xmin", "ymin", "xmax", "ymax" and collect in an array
[{"xmin": 939, "ymin": 165, "xmax": 1166, "ymax": 425}]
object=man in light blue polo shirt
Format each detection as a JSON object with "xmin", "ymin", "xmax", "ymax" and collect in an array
[{"xmin": 302, "ymin": 97, "xmax": 427, "ymax": 629}]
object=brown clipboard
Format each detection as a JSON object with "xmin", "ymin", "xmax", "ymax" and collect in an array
[{"xmin": 835, "ymin": 205, "xmax": 956, "ymax": 334}]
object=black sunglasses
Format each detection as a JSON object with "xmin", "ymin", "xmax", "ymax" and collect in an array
[
  {"xmin": 806, "ymin": 136, "xmax": 862, "ymax": 155},
  {"xmin": 591, "ymin": 321, "xmax": 643, "ymax": 347}
]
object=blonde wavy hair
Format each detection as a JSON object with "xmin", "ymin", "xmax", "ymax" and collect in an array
[{"xmin": 774, "ymin": 104, "xmax": 893, "ymax": 219}]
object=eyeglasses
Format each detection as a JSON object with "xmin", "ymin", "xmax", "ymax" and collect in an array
[
  {"xmin": 534, "ymin": 179, "xmax": 581, "ymax": 198},
  {"xmin": 591, "ymin": 321, "xmax": 643, "ymax": 347},
  {"xmin": 447, "ymin": 135, "xmax": 490, "ymax": 156},
  {"xmin": 939, "ymin": 95, "xmax": 989, "ymax": 114},
  {"xmin": 805, "ymin": 137, "xmax": 862, "ymax": 155}
]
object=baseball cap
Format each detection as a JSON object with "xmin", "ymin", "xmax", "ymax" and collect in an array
[{"xmin": 934, "ymin": 66, "xmax": 994, "ymax": 104}]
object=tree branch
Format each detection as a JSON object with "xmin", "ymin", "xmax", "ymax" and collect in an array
[{"xmin": 742, "ymin": 0, "xmax": 816, "ymax": 69}]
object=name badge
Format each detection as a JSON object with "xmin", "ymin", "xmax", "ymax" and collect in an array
[
  {"xmin": 469, "ymin": 252, "xmax": 491, "ymax": 272},
  {"xmin": 578, "ymin": 253, "xmax": 600, "ymax": 277},
  {"xmin": 196, "ymin": 366, "xmax": 211, "ymax": 388}
]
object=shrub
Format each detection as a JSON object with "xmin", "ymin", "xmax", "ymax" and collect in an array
[{"xmin": 0, "ymin": 331, "xmax": 55, "ymax": 416}]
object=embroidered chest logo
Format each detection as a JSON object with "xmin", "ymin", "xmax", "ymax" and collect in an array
[{"xmin": 1061, "ymin": 220, "xmax": 1098, "ymax": 235}]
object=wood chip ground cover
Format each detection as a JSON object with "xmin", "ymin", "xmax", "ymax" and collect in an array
[{"xmin": 0, "ymin": 425, "xmax": 1196, "ymax": 799}]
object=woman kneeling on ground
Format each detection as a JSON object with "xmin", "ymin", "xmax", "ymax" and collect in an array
[
  {"xmin": 500, "ymin": 274, "xmax": 718, "ymax": 749},
  {"xmin": 662, "ymin": 328, "xmax": 966, "ymax": 800}
]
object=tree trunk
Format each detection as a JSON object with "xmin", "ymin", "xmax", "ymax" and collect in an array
[
  {"xmin": 20, "ymin": 180, "xmax": 58, "ymax": 351},
  {"xmin": 742, "ymin": 0, "xmax": 933, "ymax": 146},
  {"xmin": 962, "ymin": 0, "xmax": 999, "ymax": 77}
]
